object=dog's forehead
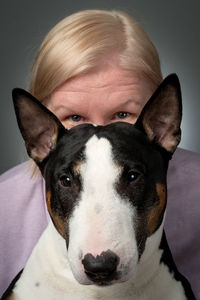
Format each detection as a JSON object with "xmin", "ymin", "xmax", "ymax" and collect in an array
[
  {"xmin": 44, "ymin": 122, "xmax": 167, "ymax": 181},
  {"xmin": 46, "ymin": 122, "xmax": 163, "ymax": 178},
  {"xmin": 60, "ymin": 123, "xmax": 143, "ymax": 156},
  {"xmin": 81, "ymin": 135, "xmax": 122, "ymax": 183}
]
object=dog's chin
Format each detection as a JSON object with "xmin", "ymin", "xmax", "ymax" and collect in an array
[
  {"xmin": 67, "ymin": 244, "xmax": 138, "ymax": 287},
  {"xmin": 89, "ymin": 275, "xmax": 132, "ymax": 287},
  {"xmin": 72, "ymin": 269, "xmax": 135, "ymax": 287}
]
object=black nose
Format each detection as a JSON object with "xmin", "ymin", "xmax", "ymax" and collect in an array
[{"xmin": 82, "ymin": 250, "xmax": 119, "ymax": 284}]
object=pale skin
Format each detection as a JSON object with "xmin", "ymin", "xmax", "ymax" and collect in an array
[{"xmin": 47, "ymin": 64, "xmax": 155, "ymax": 129}]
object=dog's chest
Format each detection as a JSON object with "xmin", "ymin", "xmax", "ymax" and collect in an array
[
  {"xmin": 12, "ymin": 268, "xmax": 187, "ymax": 300},
  {"xmin": 12, "ymin": 223, "xmax": 187, "ymax": 300}
]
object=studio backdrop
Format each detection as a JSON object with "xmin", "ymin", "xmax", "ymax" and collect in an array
[{"xmin": 1, "ymin": 0, "xmax": 200, "ymax": 174}]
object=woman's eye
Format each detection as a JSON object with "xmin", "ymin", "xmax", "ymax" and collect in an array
[
  {"xmin": 70, "ymin": 115, "xmax": 82, "ymax": 122},
  {"xmin": 60, "ymin": 175, "xmax": 72, "ymax": 187},
  {"xmin": 116, "ymin": 112, "xmax": 129, "ymax": 119}
]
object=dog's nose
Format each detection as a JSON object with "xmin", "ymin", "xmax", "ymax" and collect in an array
[{"xmin": 82, "ymin": 250, "xmax": 119, "ymax": 283}]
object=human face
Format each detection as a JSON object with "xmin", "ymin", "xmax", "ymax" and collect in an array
[{"xmin": 47, "ymin": 65, "xmax": 154, "ymax": 129}]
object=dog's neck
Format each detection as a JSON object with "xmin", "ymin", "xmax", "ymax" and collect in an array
[
  {"xmin": 16, "ymin": 217, "xmax": 187, "ymax": 300},
  {"xmin": 43, "ymin": 219, "xmax": 165, "ymax": 293},
  {"xmin": 133, "ymin": 219, "xmax": 165, "ymax": 290}
]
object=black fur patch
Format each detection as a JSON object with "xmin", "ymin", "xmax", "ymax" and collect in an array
[
  {"xmin": 1, "ymin": 269, "xmax": 23, "ymax": 300},
  {"xmin": 159, "ymin": 232, "xmax": 196, "ymax": 299},
  {"xmin": 43, "ymin": 124, "xmax": 98, "ymax": 247},
  {"xmin": 96, "ymin": 122, "xmax": 167, "ymax": 257},
  {"xmin": 41, "ymin": 122, "xmax": 169, "ymax": 257}
]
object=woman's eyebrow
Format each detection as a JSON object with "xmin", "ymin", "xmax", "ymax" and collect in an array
[
  {"xmin": 48, "ymin": 97, "xmax": 143, "ymax": 119},
  {"xmin": 113, "ymin": 98, "xmax": 142, "ymax": 109},
  {"xmin": 53, "ymin": 105, "xmax": 78, "ymax": 116}
]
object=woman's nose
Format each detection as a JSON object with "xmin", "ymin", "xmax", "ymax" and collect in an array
[{"xmin": 90, "ymin": 116, "xmax": 108, "ymax": 126}]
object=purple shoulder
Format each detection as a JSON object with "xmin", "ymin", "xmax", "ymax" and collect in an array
[
  {"xmin": 0, "ymin": 161, "xmax": 42, "ymax": 186},
  {"xmin": 169, "ymin": 147, "xmax": 200, "ymax": 173},
  {"xmin": 0, "ymin": 161, "xmax": 33, "ymax": 181},
  {"xmin": 166, "ymin": 148, "xmax": 200, "ymax": 298}
]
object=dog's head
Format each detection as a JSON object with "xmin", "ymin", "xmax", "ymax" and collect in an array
[{"xmin": 13, "ymin": 74, "xmax": 182, "ymax": 286}]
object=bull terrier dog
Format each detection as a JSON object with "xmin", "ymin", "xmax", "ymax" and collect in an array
[{"xmin": 1, "ymin": 74, "xmax": 195, "ymax": 299}]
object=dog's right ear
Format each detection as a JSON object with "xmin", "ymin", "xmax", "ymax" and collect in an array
[{"xmin": 12, "ymin": 88, "xmax": 65, "ymax": 164}]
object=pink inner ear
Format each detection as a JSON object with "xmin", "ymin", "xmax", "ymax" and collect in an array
[
  {"xmin": 159, "ymin": 134, "xmax": 180, "ymax": 152},
  {"xmin": 143, "ymin": 115, "xmax": 181, "ymax": 153},
  {"xmin": 29, "ymin": 126, "xmax": 58, "ymax": 162},
  {"xmin": 157, "ymin": 125, "xmax": 181, "ymax": 152},
  {"xmin": 141, "ymin": 83, "xmax": 181, "ymax": 153}
]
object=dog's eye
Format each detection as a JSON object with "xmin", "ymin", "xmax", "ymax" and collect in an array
[
  {"xmin": 60, "ymin": 175, "xmax": 72, "ymax": 187},
  {"xmin": 127, "ymin": 171, "xmax": 140, "ymax": 182}
]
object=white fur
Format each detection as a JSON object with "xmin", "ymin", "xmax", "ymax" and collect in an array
[
  {"xmin": 13, "ymin": 221, "xmax": 186, "ymax": 300},
  {"xmin": 68, "ymin": 136, "xmax": 138, "ymax": 284}
]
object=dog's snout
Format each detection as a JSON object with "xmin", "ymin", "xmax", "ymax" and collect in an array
[{"xmin": 82, "ymin": 250, "xmax": 119, "ymax": 284}]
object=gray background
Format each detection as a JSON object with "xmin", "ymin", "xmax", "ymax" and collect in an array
[{"xmin": 1, "ymin": 0, "xmax": 200, "ymax": 174}]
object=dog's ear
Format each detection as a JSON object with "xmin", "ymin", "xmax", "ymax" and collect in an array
[
  {"xmin": 135, "ymin": 74, "xmax": 182, "ymax": 153},
  {"xmin": 12, "ymin": 88, "xmax": 65, "ymax": 163}
]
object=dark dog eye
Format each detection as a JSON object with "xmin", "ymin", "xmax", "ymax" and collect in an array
[
  {"xmin": 60, "ymin": 175, "xmax": 72, "ymax": 187},
  {"xmin": 127, "ymin": 171, "xmax": 140, "ymax": 182}
]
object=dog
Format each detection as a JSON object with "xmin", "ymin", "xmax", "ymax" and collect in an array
[{"xmin": 1, "ymin": 74, "xmax": 195, "ymax": 299}]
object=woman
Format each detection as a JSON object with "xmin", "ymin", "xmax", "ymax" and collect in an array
[{"xmin": 0, "ymin": 9, "xmax": 199, "ymax": 298}]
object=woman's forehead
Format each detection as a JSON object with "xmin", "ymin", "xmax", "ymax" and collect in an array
[
  {"xmin": 51, "ymin": 65, "xmax": 153, "ymax": 102},
  {"xmin": 56, "ymin": 66, "xmax": 141, "ymax": 90},
  {"xmin": 46, "ymin": 65, "xmax": 154, "ymax": 128}
]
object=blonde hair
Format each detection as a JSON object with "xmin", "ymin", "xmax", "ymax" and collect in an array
[
  {"xmin": 29, "ymin": 9, "xmax": 162, "ymax": 101},
  {"xmin": 29, "ymin": 9, "xmax": 163, "ymax": 176}
]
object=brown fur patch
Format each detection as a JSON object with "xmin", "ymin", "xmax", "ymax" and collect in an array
[
  {"xmin": 73, "ymin": 160, "xmax": 83, "ymax": 175},
  {"xmin": 114, "ymin": 161, "xmax": 124, "ymax": 174},
  {"xmin": 46, "ymin": 191, "xmax": 65, "ymax": 238},
  {"xmin": 46, "ymin": 191, "xmax": 52, "ymax": 214},
  {"xmin": 7, "ymin": 294, "xmax": 17, "ymax": 300},
  {"xmin": 147, "ymin": 183, "xmax": 166, "ymax": 236}
]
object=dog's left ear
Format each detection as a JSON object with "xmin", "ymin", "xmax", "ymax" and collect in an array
[
  {"xmin": 135, "ymin": 74, "xmax": 182, "ymax": 153},
  {"xmin": 12, "ymin": 88, "xmax": 65, "ymax": 164}
]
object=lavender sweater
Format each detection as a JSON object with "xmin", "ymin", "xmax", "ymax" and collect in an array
[{"xmin": 0, "ymin": 148, "xmax": 200, "ymax": 298}]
